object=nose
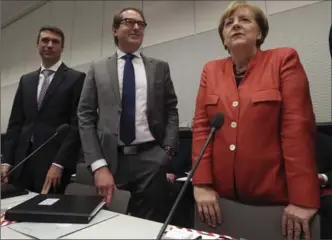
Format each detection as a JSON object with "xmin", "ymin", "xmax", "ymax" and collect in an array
[
  {"xmin": 133, "ymin": 23, "xmax": 140, "ymax": 30},
  {"xmin": 46, "ymin": 40, "xmax": 53, "ymax": 47},
  {"xmin": 231, "ymin": 19, "xmax": 241, "ymax": 29}
]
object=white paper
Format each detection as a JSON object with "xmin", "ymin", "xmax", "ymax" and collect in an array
[
  {"xmin": 163, "ymin": 229, "xmax": 193, "ymax": 239},
  {"xmin": 38, "ymin": 198, "xmax": 60, "ymax": 206},
  {"xmin": 176, "ymin": 177, "xmax": 192, "ymax": 182},
  {"xmin": 8, "ymin": 210, "xmax": 118, "ymax": 239},
  {"xmin": 164, "ymin": 228, "xmax": 219, "ymax": 240}
]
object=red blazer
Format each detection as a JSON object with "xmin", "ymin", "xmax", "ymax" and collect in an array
[{"xmin": 192, "ymin": 47, "xmax": 320, "ymax": 208}]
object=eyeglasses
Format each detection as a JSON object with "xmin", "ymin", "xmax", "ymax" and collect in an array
[{"xmin": 121, "ymin": 18, "xmax": 147, "ymax": 30}]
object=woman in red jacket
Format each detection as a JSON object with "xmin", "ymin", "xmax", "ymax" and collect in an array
[{"xmin": 192, "ymin": 1, "xmax": 320, "ymax": 239}]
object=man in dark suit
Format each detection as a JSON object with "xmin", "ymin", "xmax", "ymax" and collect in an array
[
  {"xmin": 78, "ymin": 8, "xmax": 179, "ymax": 222},
  {"xmin": 317, "ymin": 24, "xmax": 332, "ymax": 239},
  {"xmin": 329, "ymin": 24, "xmax": 332, "ymax": 57},
  {"xmin": 1, "ymin": 26, "xmax": 85, "ymax": 194},
  {"xmin": 316, "ymin": 132, "xmax": 332, "ymax": 239}
]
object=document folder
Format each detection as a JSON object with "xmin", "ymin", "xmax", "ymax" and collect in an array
[{"xmin": 5, "ymin": 194, "xmax": 105, "ymax": 224}]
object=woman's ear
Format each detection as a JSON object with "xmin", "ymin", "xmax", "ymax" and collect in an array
[{"xmin": 257, "ymin": 32, "xmax": 262, "ymax": 40}]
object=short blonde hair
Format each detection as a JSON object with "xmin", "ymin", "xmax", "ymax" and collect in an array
[{"xmin": 218, "ymin": 1, "xmax": 269, "ymax": 49}]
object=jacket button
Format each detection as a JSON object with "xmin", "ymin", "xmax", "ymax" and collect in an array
[
  {"xmin": 231, "ymin": 122, "xmax": 237, "ymax": 128},
  {"xmin": 232, "ymin": 101, "xmax": 239, "ymax": 107},
  {"xmin": 229, "ymin": 144, "xmax": 236, "ymax": 151}
]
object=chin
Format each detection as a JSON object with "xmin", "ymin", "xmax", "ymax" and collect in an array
[
  {"xmin": 43, "ymin": 55, "xmax": 56, "ymax": 59},
  {"xmin": 128, "ymin": 40, "xmax": 142, "ymax": 48},
  {"xmin": 230, "ymin": 42, "xmax": 251, "ymax": 50}
]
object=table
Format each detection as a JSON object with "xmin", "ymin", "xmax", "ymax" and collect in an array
[
  {"xmin": 1, "ymin": 193, "xmax": 165, "ymax": 239},
  {"xmin": 1, "ymin": 193, "xmax": 225, "ymax": 239},
  {"xmin": 1, "ymin": 213, "xmax": 164, "ymax": 239},
  {"xmin": 1, "ymin": 192, "xmax": 37, "ymax": 212},
  {"xmin": 65, "ymin": 214, "xmax": 164, "ymax": 239}
]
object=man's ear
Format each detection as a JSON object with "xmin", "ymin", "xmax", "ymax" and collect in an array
[{"xmin": 112, "ymin": 27, "xmax": 117, "ymax": 36}]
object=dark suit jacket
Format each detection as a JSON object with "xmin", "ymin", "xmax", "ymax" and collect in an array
[
  {"xmin": 329, "ymin": 24, "xmax": 332, "ymax": 58},
  {"xmin": 78, "ymin": 53, "xmax": 179, "ymax": 175},
  {"xmin": 316, "ymin": 132, "xmax": 332, "ymax": 186},
  {"xmin": 3, "ymin": 63, "xmax": 85, "ymax": 177}
]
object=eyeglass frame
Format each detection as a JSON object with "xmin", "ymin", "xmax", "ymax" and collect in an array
[{"xmin": 120, "ymin": 18, "xmax": 147, "ymax": 30}]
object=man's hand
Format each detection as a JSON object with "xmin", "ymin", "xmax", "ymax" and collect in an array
[
  {"xmin": 41, "ymin": 164, "xmax": 63, "ymax": 194},
  {"xmin": 94, "ymin": 167, "xmax": 116, "ymax": 206},
  {"xmin": 166, "ymin": 173, "xmax": 176, "ymax": 183},
  {"xmin": 193, "ymin": 185, "xmax": 222, "ymax": 228},
  {"xmin": 1, "ymin": 165, "xmax": 11, "ymax": 183},
  {"xmin": 282, "ymin": 204, "xmax": 318, "ymax": 240}
]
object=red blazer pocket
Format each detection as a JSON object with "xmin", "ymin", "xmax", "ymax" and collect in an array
[
  {"xmin": 205, "ymin": 94, "xmax": 220, "ymax": 105},
  {"xmin": 205, "ymin": 94, "xmax": 220, "ymax": 117},
  {"xmin": 252, "ymin": 89, "xmax": 281, "ymax": 103}
]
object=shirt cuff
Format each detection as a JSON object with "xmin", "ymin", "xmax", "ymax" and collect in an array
[
  {"xmin": 320, "ymin": 173, "xmax": 328, "ymax": 187},
  {"xmin": 52, "ymin": 163, "xmax": 64, "ymax": 169},
  {"xmin": 91, "ymin": 159, "xmax": 108, "ymax": 172},
  {"xmin": 1, "ymin": 163, "xmax": 11, "ymax": 167}
]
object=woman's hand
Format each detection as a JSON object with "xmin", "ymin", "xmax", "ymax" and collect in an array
[
  {"xmin": 282, "ymin": 204, "xmax": 317, "ymax": 240},
  {"xmin": 193, "ymin": 185, "xmax": 222, "ymax": 228}
]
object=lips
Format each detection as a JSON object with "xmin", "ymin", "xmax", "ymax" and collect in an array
[{"xmin": 232, "ymin": 33, "xmax": 244, "ymax": 37}]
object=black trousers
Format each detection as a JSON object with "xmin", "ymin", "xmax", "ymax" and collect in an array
[
  {"xmin": 13, "ymin": 142, "xmax": 71, "ymax": 194},
  {"xmin": 115, "ymin": 144, "xmax": 169, "ymax": 223},
  {"xmin": 320, "ymin": 195, "xmax": 332, "ymax": 239}
]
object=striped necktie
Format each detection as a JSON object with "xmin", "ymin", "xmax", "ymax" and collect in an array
[{"xmin": 38, "ymin": 69, "xmax": 54, "ymax": 109}]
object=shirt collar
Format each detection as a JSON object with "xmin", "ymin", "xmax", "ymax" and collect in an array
[
  {"xmin": 40, "ymin": 59, "xmax": 62, "ymax": 73},
  {"xmin": 116, "ymin": 48, "xmax": 141, "ymax": 59}
]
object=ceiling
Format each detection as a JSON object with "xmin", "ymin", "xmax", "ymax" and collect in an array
[{"xmin": 1, "ymin": 0, "xmax": 49, "ymax": 28}]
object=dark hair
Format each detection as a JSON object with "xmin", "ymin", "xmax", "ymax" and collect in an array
[
  {"xmin": 37, "ymin": 26, "xmax": 65, "ymax": 48},
  {"xmin": 112, "ymin": 7, "xmax": 146, "ymax": 46}
]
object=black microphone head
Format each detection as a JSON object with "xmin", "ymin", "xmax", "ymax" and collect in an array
[
  {"xmin": 210, "ymin": 113, "xmax": 224, "ymax": 130},
  {"xmin": 56, "ymin": 124, "xmax": 70, "ymax": 136}
]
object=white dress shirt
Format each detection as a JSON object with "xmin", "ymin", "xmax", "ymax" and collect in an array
[
  {"xmin": 38, "ymin": 60, "xmax": 64, "ymax": 169},
  {"xmin": 37, "ymin": 60, "xmax": 62, "ymax": 100},
  {"xmin": 90, "ymin": 49, "xmax": 155, "ymax": 172},
  {"xmin": 2, "ymin": 60, "xmax": 64, "ymax": 170}
]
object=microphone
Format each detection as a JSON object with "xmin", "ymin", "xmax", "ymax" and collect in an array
[
  {"xmin": 156, "ymin": 113, "xmax": 225, "ymax": 240},
  {"xmin": 1, "ymin": 123, "xmax": 70, "ymax": 182}
]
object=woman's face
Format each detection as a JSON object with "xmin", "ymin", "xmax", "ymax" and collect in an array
[{"xmin": 222, "ymin": 7, "xmax": 261, "ymax": 52}]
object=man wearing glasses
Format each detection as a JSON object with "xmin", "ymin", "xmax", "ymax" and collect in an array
[{"xmin": 78, "ymin": 8, "xmax": 179, "ymax": 222}]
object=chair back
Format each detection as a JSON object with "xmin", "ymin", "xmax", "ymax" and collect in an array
[
  {"xmin": 194, "ymin": 198, "xmax": 320, "ymax": 240},
  {"xmin": 75, "ymin": 163, "xmax": 94, "ymax": 185}
]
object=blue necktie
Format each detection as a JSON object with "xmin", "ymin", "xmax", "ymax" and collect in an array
[{"xmin": 120, "ymin": 53, "xmax": 136, "ymax": 145}]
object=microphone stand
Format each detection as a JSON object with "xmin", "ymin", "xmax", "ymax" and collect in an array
[
  {"xmin": 156, "ymin": 127, "xmax": 217, "ymax": 240},
  {"xmin": 1, "ymin": 132, "xmax": 59, "ymax": 182}
]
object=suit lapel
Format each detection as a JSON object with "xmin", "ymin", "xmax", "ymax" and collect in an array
[
  {"xmin": 39, "ymin": 63, "xmax": 67, "ymax": 111},
  {"xmin": 106, "ymin": 53, "xmax": 121, "ymax": 106},
  {"xmin": 141, "ymin": 54, "xmax": 154, "ymax": 112},
  {"xmin": 26, "ymin": 70, "xmax": 40, "ymax": 114}
]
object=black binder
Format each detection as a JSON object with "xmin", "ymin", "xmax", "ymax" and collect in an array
[{"xmin": 5, "ymin": 194, "xmax": 105, "ymax": 224}]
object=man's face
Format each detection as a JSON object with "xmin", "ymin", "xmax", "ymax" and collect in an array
[
  {"xmin": 113, "ymin": 10, "xmax": 146, "ymax": 51},
  {"xmin": 37, "ymin": 30, "xmax": 63, "ymax": 61}
]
